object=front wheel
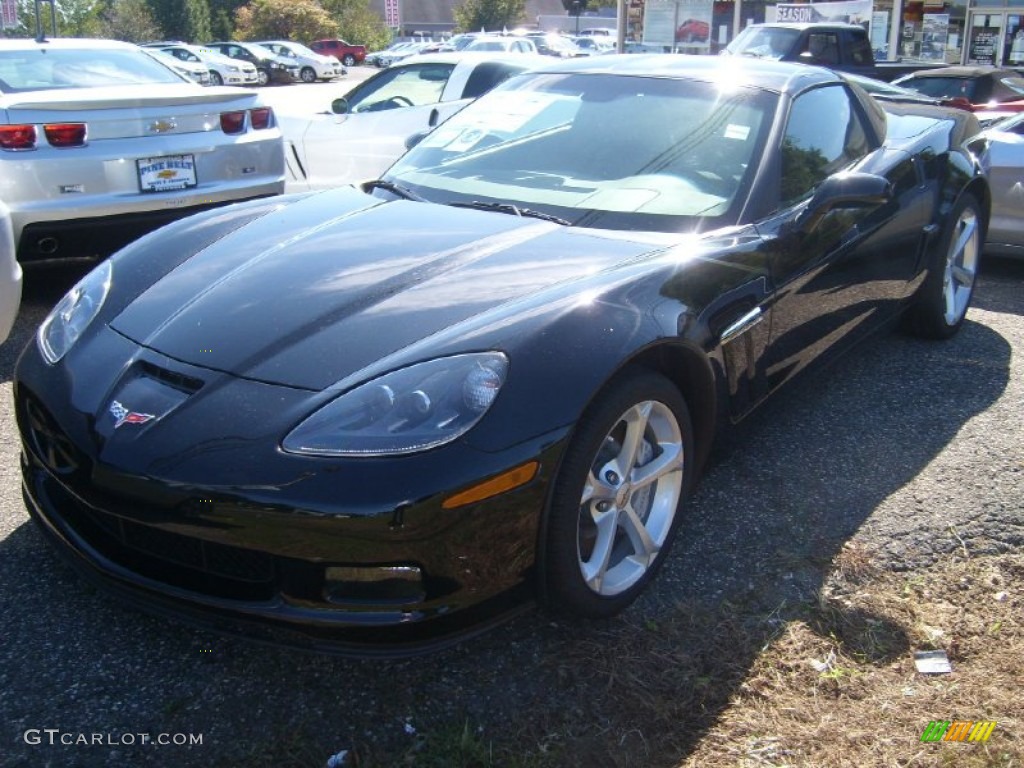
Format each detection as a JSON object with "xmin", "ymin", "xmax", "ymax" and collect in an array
[
  {"xmin": 904, "ymin": 193, "xmax": 983, "ymax": 339},
  {"xmin": 209, "ymin": 70, "xmax": 223, "ymax": 86},
  {"xmin": 256, "ymin": 68, "xmax": 270, "ymax": 87},
  {"xmin": 342, "ymin": 54, "xmax": 357, "ymax": 67},
  {"xmin": 300, "ymin": 66, "xmax": 316, "ymax": 83},
  {"xmin": 542, "ymin": 370, "xmax": 693, "ymax": 618}
]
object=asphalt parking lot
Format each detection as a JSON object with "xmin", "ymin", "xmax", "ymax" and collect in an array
[{"xmin": 0, "ymin": 71, "xmax": 1021, "ymax": 764}]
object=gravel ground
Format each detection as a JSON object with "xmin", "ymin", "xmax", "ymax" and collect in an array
[{"xmin": 1, "ymin": 257, "xmax": 1021, "ymax": 767}]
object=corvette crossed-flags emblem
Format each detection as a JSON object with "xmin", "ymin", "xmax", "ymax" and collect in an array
[{"xmin": 109, "ymin": 400, "xmax": 156, "ymax": 429}]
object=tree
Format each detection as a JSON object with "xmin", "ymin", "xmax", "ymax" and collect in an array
[
  {"xmin": 561, "ymin": 0, "xmax": 598, "ymax": 16},
  {"xmin": 12, "ymin": 0, "xmax": 104, "ymax": 37},
  {"xmin": 208, "ymin": 0, "xmax": 246, "ymax": 39},
  {"xmin": 234, "ymin": 0, "xmax": 338, "ymax": 42},
  {"xmin": 320, "ymin": 0, "xmax": 390, "ymax": 50},
  {"xmin": 452, "ymin": 0, "xmax": 526, "ymax": 34},
  {"xmin": 145, "ymin": 0, "xmax": 210, "ymax": 42},
  {"xmin": 99, "ymin": 0, "xmax": 161, "ymax": 41}
]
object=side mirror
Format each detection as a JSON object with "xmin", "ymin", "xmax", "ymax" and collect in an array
[
  {"xmin": 405, "ymin": 130, "xmax": 430, "ymax": 150},
  {"xmin": 793, "ymin": 172, "xmax": 892, "ymax": 234},
  {"xmin": 427, "ymin": 107, "xmax": 440, "ymax": 128},
  {"xmin": 331, "ymin": 97, "xmax": 350, "ymax": 115}
]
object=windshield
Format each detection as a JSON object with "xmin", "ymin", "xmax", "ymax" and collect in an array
[
  {"xmin": 386, "ymin": 72, "xmax": 774, "ymax": 232},
  {"xmin": 0, "ymin": 46, "xmax": 186, "ymax": 92},
  {"xmin": 724, "ymin": 26, "xmax": 800, "ymax": 59}
]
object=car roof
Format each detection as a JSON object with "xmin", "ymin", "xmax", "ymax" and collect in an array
[
  {"xmin": 525, "ymin": 54, "xmax": 843, "ymax": 95},
  {"xmin": 0, "ymin": 37, "xmax": 141, "ymax": 51},
  {"xmin": 752, "ymin": 22, "xmax": 865, "ymax": 30},
  {"xmin": 902, "ymin": 65, "xmax": 1019, "ymax": 78},
  {"xmin": 398, "ymin": 51, "xmax": 551, "ymax": 68}
]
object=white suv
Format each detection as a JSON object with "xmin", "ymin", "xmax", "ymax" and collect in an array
[{"xmin": 256, "ymin": 41, "xmax": 344, "ymax": 82}]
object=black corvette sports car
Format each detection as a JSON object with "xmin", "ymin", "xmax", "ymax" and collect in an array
[{"xmin": 16, "ymin": 56, "xmax": 988, "ymax": 654}]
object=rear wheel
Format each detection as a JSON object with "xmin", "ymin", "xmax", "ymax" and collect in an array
[
  {"xmin": 542, "ymin": 371, "xmax": 693, "ymax": 618},
  {"xmin": 300, "ymin": 66, "xmax": 316, "ymax": 83},
  {"xmin": 342, "ymin": 54, "xmax": 357, "ymax": 67},
  {"xmin": 904, "ymin": 193, "xmax": 983, "ymax": 339}
]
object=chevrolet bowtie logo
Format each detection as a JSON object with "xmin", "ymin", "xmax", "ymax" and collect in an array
[
  {"xmin": 157, "ymin": 170, "xmax": 177, "ymax": 179},
  {"xmin": 148, "ymin": 119, "xmax": 177, "ymax": 134}
]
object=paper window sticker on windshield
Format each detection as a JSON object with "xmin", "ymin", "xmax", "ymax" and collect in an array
[
  {"xmin": 444, "ymin": 126, "xmax": 489, "ymax": 152},
  {"xmin": 724, "ymin": 124, "xmax": 751, "ymax": 141}
]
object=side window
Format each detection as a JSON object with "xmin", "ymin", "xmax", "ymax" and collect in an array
[
  {"xmin": 462, "ymin": 62, "xmax": 519, "ymax": 99},
  {"xmin": 803, "ymin": 32, "xmax": 840, "ymax": 65},
  {"xmin": 781, "ymin": 85, "xmax": 870, "ymax": 205},
  {"xmin": 848, "ymin": 34, "xmax": 874, "ymax": 65},
  {"xmin": 346, "ymin": 63, "xmax": 455, "ymax": 112}
]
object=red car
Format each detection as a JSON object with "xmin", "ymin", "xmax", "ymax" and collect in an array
[
  {"xmin": 676, "ymin": 19, "xmax": 710, "ymax": 43},
  {"xmin": 893, "ymin": 66, "xmax": 1024, "ymax": 114},
  {"xmin": 310, "ymin": 39, "xmax": 367, "ymax": 67}
]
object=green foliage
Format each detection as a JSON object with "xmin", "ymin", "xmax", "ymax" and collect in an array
[
  {"xmin": 145, "ymin": 0, "xmax": 210, "ymax": 42},
  {"xmin": 321, "ymin": 0, "xmax": 390, "ymax": 50},
  {"xmin": 208, "ymin": 0, "xmax": 246, "ymax": 39},
  {"xmin": 233, "ymin": 0, "xmax": 338, "ymax": 42},
  {"xmin": 99, "ymin": 0, "xmax": 162, "ymax": 41},
  {"xmin": 11, "ymin": 0, "xmax": 104, "ymax": 37},
  {"xmin": 561, "ymin": 0, "xmax": 598, "ymax": 16},
  {"xmin": 453, "ymin": 0, "xmax": 526, "ymax": 33}
]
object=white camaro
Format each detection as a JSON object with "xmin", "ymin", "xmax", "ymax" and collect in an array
[
  {"xmin": 0, "ymin": 199, "xmax": 19, "ymax": 344},
  {"xmin": 0, "ymin": 37, "xmax": 284, "ymax": 264}
]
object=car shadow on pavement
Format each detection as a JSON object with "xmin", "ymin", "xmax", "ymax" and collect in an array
[{"xmin": 0, "ymin": 317, "xmax": 1013, "ymax": 766}]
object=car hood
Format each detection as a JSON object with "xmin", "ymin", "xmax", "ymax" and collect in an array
[{"xmin": 110, "ymin": 187, "xmax": 665, "ymax": 391}]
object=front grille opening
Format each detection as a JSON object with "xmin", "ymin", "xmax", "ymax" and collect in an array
[{"xmin": 45, "ymin": 478, "xmax": 275, "ymax": 601}]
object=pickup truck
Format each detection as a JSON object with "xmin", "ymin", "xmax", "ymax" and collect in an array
[{"xmin": 723, "ymin": 23, "xmax": 945, "ymax": 82}]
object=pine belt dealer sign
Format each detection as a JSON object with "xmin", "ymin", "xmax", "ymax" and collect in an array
[{"xmin": 1, "ymin": 0, "xmax": 17, "ymax": 29}]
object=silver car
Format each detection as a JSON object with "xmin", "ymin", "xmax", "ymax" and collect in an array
[
  {"xmin": 147, "ymin": 42, "xmax": 260, "ymax": 87},
  {"xmin": 973, "ymin": 113, "xmax": 1024, "ymax": 259},
  {"xmin": 0, "ymin": 199, "xmax": 20, "ymax": 343},
  {"xmin": 256, "ymin": 41, "xmax": 344, "ymax": 82},
  {"xmin": 0, "ymin": 37, "xmax": 285, "ymax": 263}
]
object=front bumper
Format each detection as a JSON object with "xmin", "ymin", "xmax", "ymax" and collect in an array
[{"xmin": 15, "ymin": 337, "xmax": 563, "ymax": 654}]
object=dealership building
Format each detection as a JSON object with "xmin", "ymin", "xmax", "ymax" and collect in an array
[{"xmin": 370, "ymin": 0, "xmax": 1024, "ymax": 67}]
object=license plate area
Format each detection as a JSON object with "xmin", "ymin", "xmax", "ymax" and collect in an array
[{"xmin": 137, "ymin": 154, "xmax": 197, "ymax": 192}]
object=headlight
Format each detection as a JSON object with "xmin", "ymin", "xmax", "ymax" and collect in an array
[
  {"xmin": 282, "ymin": 352, "xmax": 508, "ymax": 457},
  {"xmin": 37, "ymin": 260, "xmax": 112, "ymax": 364},
  {"xmin": 226, "ymin": 65, "xmax": 239, "ymax": 72}
]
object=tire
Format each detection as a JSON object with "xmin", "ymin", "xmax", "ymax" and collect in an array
[
  {"xmin": 904, "ymin": 192, "xmax": 983, "ymax": 340},
  {"xmin": 256, "ymin": 68, "xmax": 270, "ymax": 87},
  {"xmin": 342, "ymin": 54, "xmax": 357, "ymax": 67},
  {"xmin": 209, "ymin": 70, "xmax": 223, "ymax": 86},
  {"xmin": 542, "ymin": 370, "xmax": 694, "ymax": 618},
  {"xmin": 300, "ymin": 66, "xmax": 316, "ymax": 83}
]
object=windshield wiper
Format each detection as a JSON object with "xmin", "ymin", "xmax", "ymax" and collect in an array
[
  {"xmin": 362, "ymin": 179, "xmax": 426, "ymax": 202},
  {"xmin": 447, "ymin": 200, "xmax": 570, "ymax": 226}
]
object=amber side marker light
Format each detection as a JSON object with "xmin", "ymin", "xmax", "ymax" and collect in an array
[{"xmin": 442, "ymin": 461, "xmax": 540, "ymax": 510}]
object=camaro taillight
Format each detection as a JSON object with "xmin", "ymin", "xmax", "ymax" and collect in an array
[
  {"xmin": 220, "ymin": 110, "xmax": 246, "ymax": 134},
  {"xmin": 44, "ymin": 123, "xmax": 87, "ymax": 147},
  {"xmin": 249, "ymin": 107, "xmax": 273, "ymax": 130},
  {"xmin": 0, "ymin": 124, "xmax": 37, "ymax": 151}
]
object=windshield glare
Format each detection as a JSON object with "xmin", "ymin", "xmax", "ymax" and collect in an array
[
  {"xmin": 387, "ymin": 72, "xmax": 772, "ymax": 232},
  {"xmin": 0, "ymin": 47, "xmax": 186, "ymax": 92}
]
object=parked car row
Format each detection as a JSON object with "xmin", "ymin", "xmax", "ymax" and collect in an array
[{"xmin": 143, "ymin": 39, "xmax": 347, "ymax": 87}]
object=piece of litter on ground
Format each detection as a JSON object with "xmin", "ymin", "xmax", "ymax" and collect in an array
[
  {"xmin": 994, "ymin": 591, "xmax": 1008, "ymax": 602},
  {"xmin": 325, "ymin": 749, "xmax": 349, "ymax": 768},
  {"xmin": 914, "ymin": 650, "xmax": 952, "ymax": 674}
]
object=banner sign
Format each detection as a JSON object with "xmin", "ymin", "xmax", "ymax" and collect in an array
[
  {"xmin": 643, "ymin": 0, "xmax": 714, "ymax": 49},
  {"xmin": 775, "ymin": 0, "xmax": 872, "ymax": 26}
]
